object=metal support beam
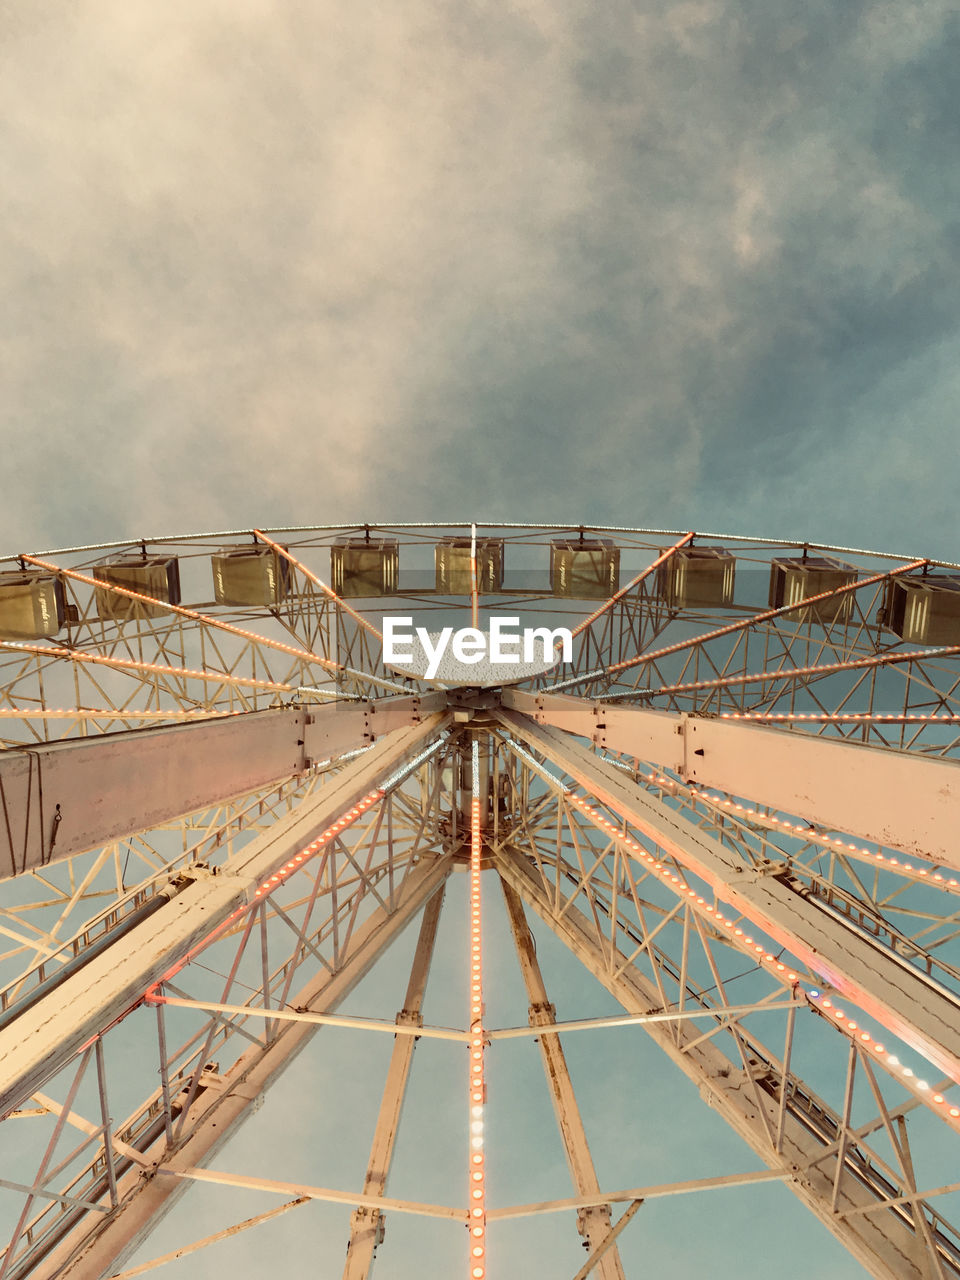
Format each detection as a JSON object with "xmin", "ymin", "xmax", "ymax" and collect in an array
[
  {"xmin": 570, "ymin": 1200, "xmax": 643, "ymax": 1280},
  {"xmin": 28, "ymin": 854, "xmax": 455, "ymax": 1280},
  {"xmin": 0, "ymin": 713, "xmax": 450, "ymax": 1119},
  {"xmin": 107, "ymin": 1197, "xmax": 311, "ymax": 1280},
  {"xmin": 488, "ymin": 1173, "xmax": 782, "ymax": 1221},
  {"xmin": 0, "ymin": 695, "xmax": 444, "ymax": 878},
  {"xmin": 146, "ymin": 997, "xmax": 466, "ymax": 1043},
  {"xmin": 503, "ymin": 690, "xmax": 960, "ymax": 866},
  {"xmin": 499, "ymin": 711, "xmax": 960, "ymax": 1087},
  {"xmin": 343, "ymin": 885, "xmax": 445, "ymax": 1278},
  {"xmin": 501, "ymin": 879, "xmax": 627, "ymax": 1279},
  {"xmin": 494, "ymin": 841, "xmax": 957, "ymax": 1280}
]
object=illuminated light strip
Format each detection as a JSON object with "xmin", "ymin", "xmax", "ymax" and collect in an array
[
  {"xmin": 0, "ymin": 775, "xmax": 325, "ymax": 1012},
  {"xmin": 567, "ymin": 532, "xmax": 696, "ymax": 641},
  {"xmin": 21, "ymin": 554, "xmax": 345, "ymax": 673},
  {"xmin": 310, "ymin": 745, "xmax": 375, "ymax": 772},
  {"xmin": 249, "ymin": 789, "xmax": 384, "ymax": 900},
  {"xmin": 379, "ymin": 734, "xmax": 450, "ymax": 793},
  {"xmin": 506, "ymin": 735, "xmax": 959, "ymax": 897},
  {"xmin": 502, "ymin": 737, "xmax": 960, "ymax": 1129},
  {"xmin": 0, "ymin": 707, "xmax": 241, "ymax": 720},
  {"xmin": 562, "ymin": 792, "xmax": 805, "ymax": 983},
  {"xmin": 603, "ymin": 639, "xmax": 960, "ymax": 702},
  {"xmin": 0, "ymin": 639, "xmax": 292, "ymax": 693},
  {"xmin": 565, "ymin": 790, "xmax": 827, "ymax": 983},
  {"xmin": 565, "ymin": 790, "xmax": 960, "ymax": 1132},
  {"xmin": 252, "ymin": 529, "xmax": 384, "ymax": 643},
  {"xmin": 805, "ymin": 989, "xmax": 960, "ymax": 1134},
  {"xmin": 500, "ymin": 735, "xmax": 567, "ymax": 790},
  {"xmin": 144, "ymin": 788, "xmax": 386, "ymax": 995},
  {"xmin": 565, "ymin": 790, "xmax": 960, "ymax": 1128},
  {"xmin": 467, "ymin": 736, "xmax": 487, "ymax": 1280},
  {"xmin": 294, "ymin": 685, "xmax": 361, "ymax": 702},
  {"xmin": 665, "ymin": 776, "xmax": 960, "ymax": 894},
  {"xmin": 719, "ymin": 712, "xmax": 960, "ymax": 723},
  {"xmin": 147, "ymin": 736, "xmax": 447, "ymax": 992}
]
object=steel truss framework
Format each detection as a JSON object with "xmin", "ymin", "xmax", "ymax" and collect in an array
[{"xmin": 0, "ymin": 523, "xmax": 959, "ymax": 1278}]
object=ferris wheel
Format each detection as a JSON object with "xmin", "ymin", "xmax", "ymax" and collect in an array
[{"xmin": 0, "ymin": 522, "xmax": 959, "ymax": 1279}]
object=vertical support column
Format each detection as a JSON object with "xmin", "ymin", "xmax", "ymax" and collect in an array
[
  {"xmin": 94, "ymin": 1036, "xmax": 118, "ymax": 1209},
  {"xmin": 342, "ymin": 886, "xmax": 446, "ymax": 1279},
  {"xmin": 501, "ymin": 880, "xmax": 629, "ymax": 1279},
  {"xmin": 466, "ymin": 737, "xmax": 488, "ymax": 1279}
]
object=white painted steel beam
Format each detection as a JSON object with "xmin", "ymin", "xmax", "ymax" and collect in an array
[
  {"xmin": 494, "ymin": 843, "xmax": 955, "ymax": 1280},
  {"xmin": 0, "ymin": 713, "xmax": 450, "ymax": 1120},
  {"xmin": 502, "ymin": 879, "xmax": 627, "ymax": 1279},
  {"xmin": 149, "ymin": 998, "xmax": 803, "ymax": 1043},
  {"xmin": 0, "ymin": 694, "xmax": 443, "ymax": 878},
  {"xmin": 504, "ymin": 689, "xmax": 960, "ymax": 866},
  {"xmin": 486, "ymin": 999, "xmax": 804, "ymax": 1039},
  {"xmin": 107, "ymin": 1198, "xmax": 311, "ymax": 1280},
  {"xmin": 159, "ymin": 1167, "xmax": 463, "ymax": 1222},
  {"xmin": 34, "ymin": 854, "xmax": 455, "ymax": 1280},
  {"xmin": 487, "ymin": 1170, "xmax": 789, "ymax": 1221},
  {"xmin": 343, "ymin": 886, "xmax": 445, "ymax": 1279},
  {"xmin": 499, "ymin": 711, "xmax": 960, "ymax": 1088},
  {"xmin": 149, "ymin": 997, "xmax": 467, "ymax": 1043}
]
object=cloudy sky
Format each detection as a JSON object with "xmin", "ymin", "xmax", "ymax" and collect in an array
[
  {"xmin": 2, "ymin": 3, "xmax": 959, "ymax": 1276},
  {"xmin": 2, "ymin": 1, "xmax": 959, "ymax": 562}
]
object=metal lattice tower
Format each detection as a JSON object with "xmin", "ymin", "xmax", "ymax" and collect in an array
[{"xmin": 1, "ymin": 523, "xmax": 959, "ymax": 1279}]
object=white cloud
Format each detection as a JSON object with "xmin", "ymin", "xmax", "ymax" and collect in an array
[{"xmin": 0, "ymin": 1, "xmax": 957, "ymax": 561}]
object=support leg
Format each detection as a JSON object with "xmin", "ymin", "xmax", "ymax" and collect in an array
[
  {"xmin": 342, "ymin": 885, "xmax": 446, "ymax": 1278},
  {"xmin": 501, "ymin": 879, "xmax": 629, "ymax": 1279}
]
